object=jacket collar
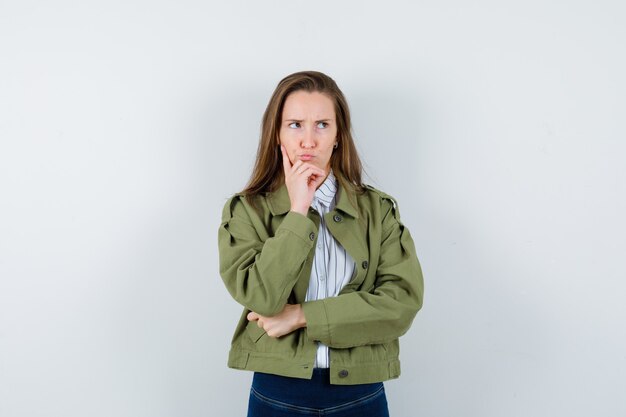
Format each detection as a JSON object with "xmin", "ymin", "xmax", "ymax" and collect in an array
[{"xmin": 267, "ymin": 175, "xmax": 359, "ymax": 219}]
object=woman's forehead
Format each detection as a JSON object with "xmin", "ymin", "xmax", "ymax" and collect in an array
[{"xmin": 283, "ymin": 91, "xmax": 335, "ymax": 120}]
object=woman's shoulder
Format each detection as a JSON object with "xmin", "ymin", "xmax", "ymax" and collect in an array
[
  {"xmin": 357, "ymin": 184, "xmax": 403, "ymax": 223},
  {"xmin": 360, "ymin": 184, "xmax": 397, "ymax": 201},
  {"xmin": 220, "ymin": 192, "xmax": 270, "ymax": 223}
]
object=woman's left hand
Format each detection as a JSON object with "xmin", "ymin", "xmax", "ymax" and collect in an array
[{"xmin": 247, "ymin": 304, "xmax": 307, "ymax": 338}]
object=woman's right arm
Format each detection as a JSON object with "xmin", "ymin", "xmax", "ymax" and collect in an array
[{"xmin": 218, "ymin": 195, "xmax": 317, "ymax": 317}]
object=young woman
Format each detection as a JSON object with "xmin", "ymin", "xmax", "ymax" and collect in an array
[{"xmin": 218, "ymin": 71, "xmax": 424, "ymax": 416}]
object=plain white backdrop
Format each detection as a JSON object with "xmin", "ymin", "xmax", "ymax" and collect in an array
[{"xmin": 1, "ymin": 1, "xmax": 625, "ymax": 416}]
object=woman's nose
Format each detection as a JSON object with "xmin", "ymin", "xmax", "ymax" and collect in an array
[{"xmin": 300, "ymin": 128, "xmax": 315, "ymax": 148}]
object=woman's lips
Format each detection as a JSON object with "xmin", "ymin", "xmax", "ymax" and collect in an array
[{"xmin": 298, "ymin": 154, "xmax": 314, "ymax": 161}]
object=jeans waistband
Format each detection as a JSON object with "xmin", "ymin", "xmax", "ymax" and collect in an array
[{"xmin": 251, "ymin": 371, "xmax": 383, "ymax": 410}]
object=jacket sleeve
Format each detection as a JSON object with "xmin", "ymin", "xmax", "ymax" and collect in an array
[
  {"xmin": 218, "ymin": 195, "xmax": 317, "ymax": 317},
  {"xmin": 301, "ymin": 196, "xmax": 424, "ymax": 348}
]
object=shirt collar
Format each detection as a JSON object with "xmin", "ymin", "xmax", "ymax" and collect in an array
[{"xmin": 267, "ymin": 171, "xmax": 359, "ymax": 218}]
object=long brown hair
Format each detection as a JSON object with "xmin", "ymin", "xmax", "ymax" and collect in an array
[{"xmin": 242, "ymin": 71, "xmax": 364, "ymax": 198}]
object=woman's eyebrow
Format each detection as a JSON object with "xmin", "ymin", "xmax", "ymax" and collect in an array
[{"xmin": 283, "ymin": 118, "xmax": 333, "ymax": 122}]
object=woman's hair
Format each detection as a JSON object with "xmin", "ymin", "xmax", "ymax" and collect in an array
[{"xmin": 242, "ymin": 71, "xmax": 364, "ymax": 198}]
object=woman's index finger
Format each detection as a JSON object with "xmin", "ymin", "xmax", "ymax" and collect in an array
[{"xmin": 280, "ymin": 145, "xmax": 292, "ymax": 172}]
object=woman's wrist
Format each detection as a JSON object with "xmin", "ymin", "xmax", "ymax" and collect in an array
[
  {"xmin": 290, "ymin": 206, "xmax": 309, "ymax": 216},
  {"xmin": 295, "ymin": 304, "xmax": 307, "ymax": 328}
]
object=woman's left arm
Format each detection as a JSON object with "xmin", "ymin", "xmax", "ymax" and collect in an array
[{"xmin": 301, "ymin": 197, "xmax": 424, "ymax": 348}]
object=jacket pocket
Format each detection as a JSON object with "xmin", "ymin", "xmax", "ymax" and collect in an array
[
  {"xmin": 358, "ymin": 340, "xmax": 398, "ymax": 361},
  {"xmin": 246, "ymin": 322, "xmax": 266, "ymax": 343},
  {"xmin": 382, "ymin": 340, "xmax": 399, "ymax": 357}
]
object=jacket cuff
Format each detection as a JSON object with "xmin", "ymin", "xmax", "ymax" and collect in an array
[
  {"xmin": 277, "ymin": 211, "xmax": 317, "ymax": 246},
  {"xmin": 302, "ymin": 300, "xmax": 330, "ymax": 344}
]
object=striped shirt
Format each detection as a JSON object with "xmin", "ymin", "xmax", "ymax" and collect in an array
[{"xmin": 305, "ymin": 170, "xmax": 356, "ymax": 368}]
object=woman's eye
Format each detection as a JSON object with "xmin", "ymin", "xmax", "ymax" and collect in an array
[
  {"xmin": 288, "ymin": 122, "xmax": 300, "ymax": 128},
  {"xmin": 317, "ymin": 122, "xmax": 328, "ymax": 129}
]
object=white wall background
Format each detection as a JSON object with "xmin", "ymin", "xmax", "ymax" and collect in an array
[{"xmin": 1, "ymin": 1, "xmax": 625, "ymax": 416}]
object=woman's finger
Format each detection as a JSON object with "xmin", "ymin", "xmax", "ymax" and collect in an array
[
  {"xmin": 296, "ymin": 165, "xmax": 326, "ymax": 178},
  {"xmin": 294, "ymin": 162, "xmax": 324, "ymax": 175},
  {"xmin": 309, "ymin": 173, "xmax": 325, "ymax": 188},
  {"xmin": 290, "ymin": 159, "xmax": 304, "ymax": 175}
]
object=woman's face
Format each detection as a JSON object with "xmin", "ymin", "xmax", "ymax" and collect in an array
[{"xmin": 279, "ymin": 90, "xmax": 338, "ymax": 175}]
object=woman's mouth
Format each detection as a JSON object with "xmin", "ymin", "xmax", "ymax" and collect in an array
[{"xmin": 298, "ymin": 154, "xmax": 314, "ymax": 161}]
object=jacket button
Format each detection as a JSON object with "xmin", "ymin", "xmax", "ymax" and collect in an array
[
  {"xmin": 333, "ymin": 214, "xmax": 343, "ymax": 222},
  {"xmin": 362, "ymin": 260, "xmax": 368, "ymax": 269},
  {"xmin": 338, "ymin": 369, "xmax": 349, "ymax": 378},
  {"xmin": 309, "ymin": 232, "xmax": 315, "ymax": 241}
]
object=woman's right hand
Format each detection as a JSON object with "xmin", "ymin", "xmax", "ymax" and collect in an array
[{"xmin": 281, "ymin": 145, "xmax": 327, "ymax": 215}]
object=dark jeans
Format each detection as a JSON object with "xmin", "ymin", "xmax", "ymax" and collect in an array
[{"xmin": 247, "ymin": 369, "xmax": 390, "ymax": 416}]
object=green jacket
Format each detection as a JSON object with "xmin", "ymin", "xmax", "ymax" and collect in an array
[{"xmin": 218, "ymin": 181, "xmax": 424, "ymax": 385}]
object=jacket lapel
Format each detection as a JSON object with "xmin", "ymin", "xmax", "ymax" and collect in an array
[
  {"xmin": 326, "ymin": 185, "xmax": 369, "ymax": 289},
  {"xmin": 267, "ymin": 180, "xmax": 370, "ymax": 301}
]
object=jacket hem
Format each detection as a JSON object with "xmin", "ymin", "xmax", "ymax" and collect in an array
[{"xmin": 227, "ymin": 349, "xmax": 401, "ymax": 385}]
